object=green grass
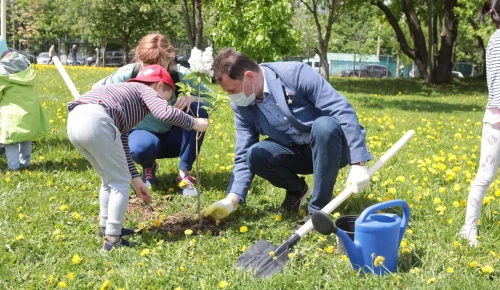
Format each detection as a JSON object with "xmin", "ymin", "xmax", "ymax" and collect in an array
[{"xmin": 1, "ymin": 66, "xmax": 499, "ymax": 289}]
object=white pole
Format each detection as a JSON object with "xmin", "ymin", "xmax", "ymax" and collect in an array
[
  {"xmin": 1, "ymin": 0, "xmax": 6, "ymax": 40},
  {"xmin": 51, "ymin": 56, "xmax": 80, "ymax": 99}
]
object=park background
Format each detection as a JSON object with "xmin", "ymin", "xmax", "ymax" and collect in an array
[{"xmin": 0, "ymin": 0, "xmax": 500, "ymax": 289}]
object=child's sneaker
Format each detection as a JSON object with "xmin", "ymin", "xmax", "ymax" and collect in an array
[
  {"xmin": 102, "ymin": 237, "xmax": 132, "ymax": 251},
  {"xmin": 458, "ymin": 226, "xmax": 479, "ymax": 247},
  {"xmin": 98, "ymin": 227, "xmax": 135, "ymax": 238},
  {"xmin": 141, "ymin": 162, "xmax": 158, "ymax": 187},
  {"xmin": 176, "ymin": 175, "xmax": 198, "ymax": 197}
]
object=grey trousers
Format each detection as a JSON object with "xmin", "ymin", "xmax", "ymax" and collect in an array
[
  {"xmin": 67, "ymin": 104, "xmax": 131, "ymax": 236},
  {"xmin": 5, "ymin": 141, "xmax": 31, "ymax": 170}
]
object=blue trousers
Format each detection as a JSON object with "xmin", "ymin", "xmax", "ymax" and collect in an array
[
  {"xmin": 246, "ymin": 116, "xmax": 348, "ymax": 213},
  {"xmin": 129, "ymin": 103, "xmax": 208, "ymax": 171}
]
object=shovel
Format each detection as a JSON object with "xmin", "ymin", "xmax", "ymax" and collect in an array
[
  {"xmin": 49, "ymin": 50, "xmax": 81, "ymax": 99},
  {"xmin": 235, "ymin": 130, "xmax": 415, "ymax": 278}
]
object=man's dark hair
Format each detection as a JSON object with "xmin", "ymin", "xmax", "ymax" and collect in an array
[
  {"xmin": 480, "ymin": 0, "xmax": 500, "ymax": 24},
  {"xmin": 213, "ymin": 48, "xmax": 260, "ymax": 83}
]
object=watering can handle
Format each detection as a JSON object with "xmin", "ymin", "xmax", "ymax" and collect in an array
[{"xmin": 357, "ymin": 199, "xmax": 410, "ymax": 244}]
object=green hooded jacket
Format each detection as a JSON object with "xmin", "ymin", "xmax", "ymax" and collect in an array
[{"xmin": 0, "ymin": 52, "xmax": 50, "ymax": 144}]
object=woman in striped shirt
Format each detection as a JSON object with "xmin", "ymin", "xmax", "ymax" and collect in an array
[
  {"xmin": 67, "ymin": 65, "xmax": 209, "ymax": 251},
  {"xmin": 459, "ymin": 1, "xmax": 500, "ymax": 246}
]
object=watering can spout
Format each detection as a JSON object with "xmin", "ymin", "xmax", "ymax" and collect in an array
[{"xmin": 335, "ymin": 228, "xmax": 363, "ymax": 269}]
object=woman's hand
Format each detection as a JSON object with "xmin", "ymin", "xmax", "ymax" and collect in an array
[{"xmin": 174, "ymin": 96, "xmax": 201, "ymax": 111}]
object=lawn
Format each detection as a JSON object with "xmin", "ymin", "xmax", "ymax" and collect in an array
[{"xmin": 0, "ymin": 65, "xmax": 498, "ymax": 289}]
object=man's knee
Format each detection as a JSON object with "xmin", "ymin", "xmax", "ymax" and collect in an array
[
  {"xmin": 311, "ymin": 116, "xmax": 342, "ymax": 140},
  {"xmin": 246, "ymin": 143, "xmax": 272, "ymax": 172}
]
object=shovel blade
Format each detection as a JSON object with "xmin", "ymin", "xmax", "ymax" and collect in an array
[{"xmin": 235, "ymin": 234, "xmax": 300, "ymax": 278}]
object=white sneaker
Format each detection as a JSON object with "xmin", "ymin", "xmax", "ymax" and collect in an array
[{"xmin": 458, "ymin": 226, "xmax": 479, "ymax": 247}]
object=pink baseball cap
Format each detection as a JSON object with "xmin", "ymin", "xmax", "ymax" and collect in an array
[{"xmin": 127, "ymin": 64, "xmax": 174, "ymax": 90}]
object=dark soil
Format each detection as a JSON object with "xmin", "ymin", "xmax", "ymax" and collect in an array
[{"xmin": 127, "ymin": 196, "xmax": 227, "ymax": 237}]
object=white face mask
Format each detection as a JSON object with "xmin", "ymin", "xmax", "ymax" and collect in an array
[{"xmin": 229, "ymin": 77, "xmax": 256, "ymax": 107}]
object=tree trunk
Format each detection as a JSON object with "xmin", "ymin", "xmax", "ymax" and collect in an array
[
  {"xmin": 194, "ymin": 0, "xmax": 203, "ymax": 48},
  {"xmin": 432, "ymin": 0, "xmax": 458, "ymax": 84},
  {"xmin": 181, "ymin": 0, "xmax": 194, "ymax": 48},
  {"xmin": 375, "ymin": 0, "xmax": 458, "ymax": 84}
]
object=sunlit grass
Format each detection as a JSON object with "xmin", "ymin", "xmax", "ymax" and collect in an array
[{"xmin": 0, "ymin": 66, "xmax": 498, "ymax": 289}]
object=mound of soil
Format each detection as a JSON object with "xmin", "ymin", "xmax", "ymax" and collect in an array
[{"xmin": 127, "ymin": 196, "xmax": 227, "ymax": 237}]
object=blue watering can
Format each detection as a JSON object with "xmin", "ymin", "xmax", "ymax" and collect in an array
[{"xmin": 311, "ymin": 199, "xmax": 410, "ymax": 275}]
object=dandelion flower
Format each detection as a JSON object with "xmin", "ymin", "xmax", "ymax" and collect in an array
[
  {"xmin": 16, "ymin": 234, "xmax": 24, "ymax": 241},
  {"xmin": 453, "ymin": 241, "xmax": 460, "ymax": 247},
  {"xmin": 433, "ymin": 197, "xmax": 441, "ymax": 204},
  {"xmin": 241, "ymin": 245, "xmax": 247, "ymax": 252},
  {"xmin": 427, "ymin": 277, "xmax": 436, "ymax": 284},
  {"xmin": 239, "ymin": 226, "xmax": 248, "ymax": 233},
  {"xmin": 374, "ymin": 255, "xmax": 385, "ymax": 267},
  {"xmin": 288, "ymin": 252, "xmax": 297, "ymax": 259},
  {"xmin": 446, "ymin": 267, "xmax": 454, "ymax": 274},
  {"xmin": 410, "ymin": 267, "xmax": 420, "ymax": 274},
  {"xmin": 218, "ymin": 281, "xmax": 229, "ymax": 289},
  {"xmin": 72, "ymin": 254, "xmax": 82, "ymax": 264},
  {"xmin": 49, "ymin": 275, "xmax": 55, "ymax": 284},
  {"xmin": 275, "ymin": 215, "xmax": 282, "ymax": 222},
  {"xmin": 184, "ymin": 229, "xmax": 193, "ymax": 236},
  {"xmin": 269, "ymin": 251, "xmax": 275, "ymax": 257},
  {"xmin": 140, "ymin": 249, "xmax": 150, "ymax": 257},
  {"xmin": 179, "ymin": 266, "xmax": 186, "ymax": 272},
  {"xmin": 5, "ymin": 177, "xmax": 11, "ymax": 182},
  {"xmin": 100, "ymin": 280, "xmax": 111, "ymax": 290},
  {"xmin": 396, "ymin": 176, "xmax": 406, "ymax": 182},
  {"xmin": 153, "ymin": 220, "xmax": 161, "ymax": 227},
  {"xmin": 57, "ymin": 281, "xmax": 68, "ymax": 288},
  {"xmin": 59, "ymin": 205, "xmax": 69, "ymax": 211},
  {"xmin": 326, "ymin": 246, "xmax": 334, "ymax": 254},
  {"xmin": 469, "ymin": 261, "xmax": 478, "ymax": 268},
  {"xmin": 72, "ymin": 212, "xmax": 81, "ymax": 220},
  {"xmin": 481, "ymin": 265, "xmax": 494, "ymax": 274}
]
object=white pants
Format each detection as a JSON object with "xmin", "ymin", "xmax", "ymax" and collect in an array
[
  {"xmin": 5, "ymin": 141, "xmax": 31, "ymax": 170},
  {"xmin": 464, "ymin": 122, "xmax": 500, "ymax": 229},
  {"xmin": 67, "ymin": 104, "xmax": 131, "ymax": 236}
]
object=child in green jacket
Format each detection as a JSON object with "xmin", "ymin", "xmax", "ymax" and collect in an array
[{"xmin": 0, "ymin": 37, "xmax": 50, "ymax": 170}]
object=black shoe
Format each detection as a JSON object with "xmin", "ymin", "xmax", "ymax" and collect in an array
[
  {"xmin": 98, "ymin": 227, "xmax": 135, "ymax": 238},
  {"xmin": 102, "ymin": 237, "xmax": 132, "ymax": 251},
  {"xmin": 279, "ymin": 178, "xmax": 310, "ymax": 213}
]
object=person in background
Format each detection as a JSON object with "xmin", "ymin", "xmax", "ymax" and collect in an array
[
  {"xmin": 459, "ymin": 0, "xmax": 500, "ymax": 247},
  {"xmin": 202, "ymin": 48, "xmax": 372, "ymax": 226},
  {"xmin": 67, "ymin": 65, "xmax": 209, "ymax": 250},
  {"xmin": 0, "ymin": 36, "xmax": 50, "ymax": 170},
  {"xmin": 92, "ymin": 33, "xmax": 212, "ymax": 197}
]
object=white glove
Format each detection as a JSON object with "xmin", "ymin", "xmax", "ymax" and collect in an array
[
  {"xmin": 345, "ymin": 164, "xmax": 370, "ymax": 194},
  {"xmin": 201, "ymin": 193, "xmax": 240, "ymax": 224}
]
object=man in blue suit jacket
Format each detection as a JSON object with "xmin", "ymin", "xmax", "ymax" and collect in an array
[{"xmin": 202, "ymin": 48, "xmax": 372, "ymax": 224}]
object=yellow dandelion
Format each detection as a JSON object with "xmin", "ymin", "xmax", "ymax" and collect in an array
[
  {"xmin": 218, "ymin": 281, "xmax": 229, "ymax": 288},
  {"xmin": 72, "ymin": 212, "xmax": 81, "ymax": 221},
  {"xmin": 481, "ymin": 265, "xmax": 494, "ymax": 274},
  {"xmin": 433, "ymin": 197, "xmax": 441, "ymax": 205},
  {"xmin": 178, "ymin": 180, "xmax": 187, "ymax": 188},
  {"xmin": 49, "ymin": 275, "xmax": 55, "ymax": 284},
  {"xmin": 18, "ymin": 213, "xmax": 24, "ymax": 219},
  {"xmin": 57, "ymin": 281, "xmax": 68, "ymax": 288},
  {"xmin": 374, "ymin": 255, "xmax": 385, "ymax": 267},
  {"xmin": 66, "ymin": 272, "xmax": 74, "ymax": 280},
  {"xmin": 59, "ymin": 205, "xmax": 69, "ymax": 211},
  {"xmin": 16, "ymin": 234, "xmax": 24, "ymax": 241},
  {"xmin": 153, "ymin": 220, "xmax": 161, "ymax": 227},
  {"xmin": 140, "ymin": 249, "xmax": 150, "ymax": 257},
  {"xmin": 240, "ymin": 226, "xmax": 248, "ymax": 233},
  {"xmin": 81, "ymin": 185, "xmax": 87, "ymax": 191},
  {"xmin": 100, "ymin": 280, "xmax": 111, "ymax": 290},
  {"xmin": 446, "ymin": 267, "xmax": 454, "ymax": 274},
  {"xmin": 269, "ymin": 251, "xmax": 275, "ymax": 257},
  {"xmin": 288, "ymin": 252, "xmax": 297, "ymax": 259},
  {"xmin": 453, "ymin": 241, "xmax": 460, "ymax": 247},
  {"xmin": 72, "ymin": 254, "xmax": 82, "ymax": 264},
  {"xmin": 427, "ymin": 277, "xmax": 436, "ymax": 284},
  {"xmin": 439, "ymin": 187, "xmax": 445, "ymax": 193},
  {"xmin": 341, "ymin": 255, "xmax": 349, "ymax": 261},
  {"xmin": 326, "ymin": 246, "xmax": 334, "ymax": 254},
  {"xmin": 174, "ymin": 288, "xmax": 183, "ymax": 290},
  {"xmin": 184, "ymin": 229, "xmax": 193, "ymax": 236},
  {"xmin": 5, "ymin": 177, "xmax": 11, "ymax": 182},
  {"xmin": 469, "ymin": 261, "xmax": 478, "ymax": 268},
  {"xmin": 396, "ymin": 176, "xmax": 406, "ymax": 183},
  {"xmin": 409, "ymin": 267, "xmax": 420, "ymax": 274},
  {"xmin": 179, "ymin": 266, "xmax": 186, "ymax": 272},
  {"xmin": 241, "ymin": 245, "xmax": 247, "ymax": 252},
  {"xmin": 275, "ymin": 215, "xmax": 282, "ymax": 222}
]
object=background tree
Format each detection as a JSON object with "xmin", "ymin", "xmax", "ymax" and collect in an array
[
  {"xmin": 212, "ymin": 0, "xmax": 299, "ymax": 62},
  {"xmin": 367, "ymin": 0, "xmax": 459, "ymax": 84},
  {"xmin": 180, "ymin": 0, "xmax": 204, "ymax": 48},
  {"xmin": 298, "ymin": 0, "xmax": 345, "ymax": 79}
]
